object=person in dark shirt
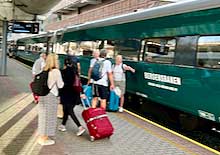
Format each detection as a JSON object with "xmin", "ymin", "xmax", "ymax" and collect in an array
[
  {"xmin": 67, "ymin": 51, "xmax": 81, "ymax": 75},
  {"xmin": 58, "ymin": 58, "xmax": 86, "ymax": 136}
]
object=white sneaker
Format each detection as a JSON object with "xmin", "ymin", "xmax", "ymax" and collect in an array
[
  {"xmin": 58, "ymin": 125, "xmax": 66, "ymax": 132},
  {"xmin": 76, "ymin": 126, "xmax": 86, "ymax": 136},
  {"xmin": 38, "ymin": 139, "xmax": 55, "ymax": 146},
  {"xmin": 118, "ymin": 107, "xmax": 124, "ymax": 113}
]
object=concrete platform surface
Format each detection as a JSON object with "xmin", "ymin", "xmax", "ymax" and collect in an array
[{"xmin": 0, "ymin": 57, "xmax": 218, "ymax": 155}]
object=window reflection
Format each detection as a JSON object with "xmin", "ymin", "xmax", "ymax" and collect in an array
[
  {"xmin": 197, "ymin": 36, "xmax": 220, "ymax": 68},
  {"xmin": 59, "ymin": 39, "xmax": 141, "ymax": 60},
  {"xmin": 144, "ymin": 38, "xmax": 176, "ymax": 64},
  {"xmin": 113, "ymin": 39, "xmax": 141, "ymax": 61}
]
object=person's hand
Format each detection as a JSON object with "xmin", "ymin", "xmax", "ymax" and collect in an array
[
  {"xmin": 110, "ymin": 84, "xmax": 114, "ymax": 90},
  {"xmin": 87, "ymin": 79, "xmax": 90, "ymax": 85},
  {"xmin": 131, "ymin": 68, "xmax": 135, "ymax": 73},
  {"xmin": 80, "ymin": 94, "xmax": 86, "ymax": 99}
]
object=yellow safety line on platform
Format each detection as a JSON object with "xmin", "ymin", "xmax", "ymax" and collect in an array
[
  {"xmin": 124, "ymin": 109, "xmax": 220, "ymax": 155},
  {"xmin": 117, "ymin": 112, "xmax": 197, "ymax": 155}
]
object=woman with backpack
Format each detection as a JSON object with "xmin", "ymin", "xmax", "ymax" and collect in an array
[
  {"xmin": 58, "ymin": 58, "xmax": 86, "ymax": 136},
  {"xmin": 112, "ymin": 55, "xmax": 135, "ymax": 112},
  {"xmin": 37, "ymin": 53, "xmax": 64, "ymax": 146}
]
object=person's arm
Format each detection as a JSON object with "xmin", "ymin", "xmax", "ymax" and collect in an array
[
  {"xmin": 77, "ymin": 62, "xmax": 81, "ymax": 75},
  {"xmin": 32, "ymin": 62, "xmax": 36, "ymax": 75},
  {"xmin": 124, "ymin": 64, "xmax": 135, "ymax": 73},
  {"xmin": 87, "ymin": 59, "xmax": 95, "ymax": 84},
  {"xmin": 108, "ymin": 72, "xmax": 114, "ymax": 90},
  {"xmin": 55, "ymin": 69, "xmax": 64, "ymax": 89},
  {"xmin": 32, "ymin": 61, "xmax": 37, "ymax": 78},
  {"xmin": 87, "ymin": 67, "xmax": 92, "ymax": 85},
  {"xmin": 107, "ymin": 61, "xmax": 114, "ymax": 90}
]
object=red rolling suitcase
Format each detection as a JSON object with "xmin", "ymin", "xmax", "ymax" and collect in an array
[{"xmin": 81, "ymin": 98, "xmax": 114, "ymax": 141}]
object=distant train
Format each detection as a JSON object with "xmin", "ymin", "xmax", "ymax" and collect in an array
[{"xmin": 11, "ymin": 0, "xmax": 220, "ymax": 129}]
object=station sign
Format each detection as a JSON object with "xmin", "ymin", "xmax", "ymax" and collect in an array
[{"xmin": 8, "ymin": 22, "xmax": 39, "ymax": 34}]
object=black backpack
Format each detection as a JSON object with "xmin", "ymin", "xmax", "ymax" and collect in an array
[{"xmin": 32, "ymin": 71, "xmax": 50, "ymax": 96}]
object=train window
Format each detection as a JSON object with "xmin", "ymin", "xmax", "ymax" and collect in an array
[
  {"xmin": 17, "ymin": 46, "xmax": 25, "ymax": 50},
  {"xmin": 103, "ymin": 40, "xmax": 114, "ymax": 58},
  {"xmin": 144, "ymin": 38, "xmax": 176, "ymax": 64},
  {"xmin": 78, "ymin": 41, "xmax": 100, "ymax": 56},
  {"xmin": 197, "ymin": 36, "xmax": 220, "ymax": 69},
  {"xmin": 59, "ymin": 41, "xmax": 99, "ymax": 56},
  {"xmin": 112, "ymin": 39, "xmax": 141, "ymax": 61},
  {"xmin": 61, "ymin": 42, "xmax": 82, "ymax": 55}
]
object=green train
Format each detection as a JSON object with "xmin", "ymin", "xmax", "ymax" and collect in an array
[{"xmin": 13, "ymin": 0, "xmax": 220, "ymax": 129}]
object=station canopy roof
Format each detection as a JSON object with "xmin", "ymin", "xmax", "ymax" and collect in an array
[
  {"xmin": 53, "ymin": 0, "xmax": 101, "ymax": 15},
  {"xmin": 0, "ymin": 0, "xmax": 60, "ymax": 37}
]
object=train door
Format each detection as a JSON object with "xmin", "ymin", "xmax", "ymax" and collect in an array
[
  {"xmin": 140, "ymin": 38, "xmax": 178, "ymax": 106},
  {"xmin": 112, "ymin": 39, "xmax": 141, "ymax": 94},
  {"xmin": 173, "ymin": 36, "xmax": 199, "ymax": 115},
  {"xmin": 195, "ymin": 36, "xmax": 220, "ymax": 122}
]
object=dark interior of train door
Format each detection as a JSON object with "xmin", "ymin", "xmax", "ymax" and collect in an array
[{"xmin": 174, "ymin": 36, "xmax": 199, "ymax": 66}]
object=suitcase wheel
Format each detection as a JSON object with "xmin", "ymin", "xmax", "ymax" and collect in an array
[{"xmin": 90, "ymin": 136, "xmax": 95, "ymax": 142}]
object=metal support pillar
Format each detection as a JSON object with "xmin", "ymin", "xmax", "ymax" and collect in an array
[{"xmin": 1, "ymin": 19, "xmax": 8, "ymax": 76}]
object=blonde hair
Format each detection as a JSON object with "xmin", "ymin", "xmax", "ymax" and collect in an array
[{"xmin": 43, "ymin": 53, "xmax": 59, "ymax": 71}]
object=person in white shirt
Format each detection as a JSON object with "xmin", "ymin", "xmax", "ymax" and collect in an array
[
  {"xmin": 37, "ymin": 53, "xmax": 64, "ymax": 146},
  {"xmin": 32, "ymin": 53, "xmax": 46, "ymax": 77},
  {"xmin": 87, "ymin": 50, "xmax": 100, "ymax": 85},
  {"xmin": 31, "ymin": 53, "xmax": 47, "ymax": 104},
  {"xmin": 112, "ymin": 55, "xmax": 135, "ymax": 112},
  {"xmin": 91, "ymin": 49, "xmax": 114, "ymax": 110}
]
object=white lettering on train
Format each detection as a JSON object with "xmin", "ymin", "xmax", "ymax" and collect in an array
[
  {"xmin": 144, "ymin": 72, "xmax": 181, "ymax": 85},
  {"xmin": 148, "ymin": 82, "xmax": 178, "ymax": 92}
]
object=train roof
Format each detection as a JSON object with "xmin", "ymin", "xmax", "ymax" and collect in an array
[
  {"xmin": 63, "ymin": 0, "xmax": 220, "ymax": 41},
  {"xmin": 15, "ymin": 0, "xmax": 220, "ymax": 43},
  {"xmin": 16, "ymin": 32, "xmax": 54, "ymax": 45},
  {"xmin": 64, "ymin": 0, "xmax": 220, "ymax": 34}
]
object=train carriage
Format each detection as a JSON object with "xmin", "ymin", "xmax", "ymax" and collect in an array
[
  {"xmin": 15, "ymin": 0, "xmax": 220, "ymax": 128},
  {"xmin": 61, "ymin": 0, "xmax": 220, "ymax": 126}
]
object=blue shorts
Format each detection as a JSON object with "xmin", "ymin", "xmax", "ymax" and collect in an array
[{"xmin": 93, "ymin": 84, "xmax": 109, "ymax": 99}]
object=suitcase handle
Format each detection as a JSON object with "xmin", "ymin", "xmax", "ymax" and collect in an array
[
  {"xmin": 83, "ymin": 85, "xmax": 91, "ymax": 93},
  {"xmin": 81, "ymin": 97, "xmax": 91, "ymax": 109},
  {"xmin": 83, "ymin": 86, "xmax": 89, "ymax": 93}
]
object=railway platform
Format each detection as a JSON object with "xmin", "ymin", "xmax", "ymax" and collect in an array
[{"xmin": 0, "ymin": 57, "xmax": 219, "ymax": 155}]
